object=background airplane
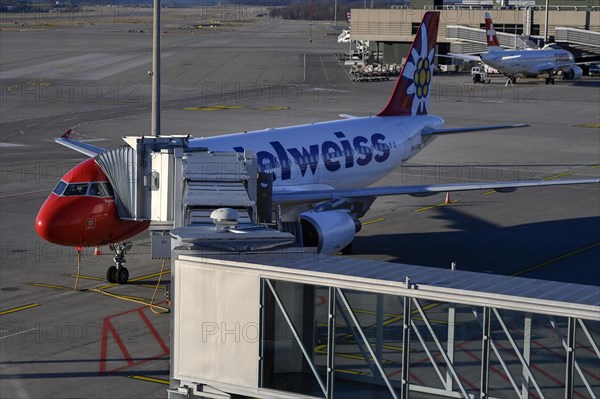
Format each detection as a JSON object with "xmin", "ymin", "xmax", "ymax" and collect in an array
[
  {"xmin": 35, "ymin": 12, "xmax": 599, "ymax": 284},
  {"xmin": 448, "ymin": 13, "xmax": 586, "ymax": 85}
]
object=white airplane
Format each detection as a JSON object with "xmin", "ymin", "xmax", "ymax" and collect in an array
[
  {"xmin": 448, "ymin": 13, "xmax": 585, "ymax": 85},
  {"xmin": 36, "ymin": 12, "xmax": 599, "ymax": 283}
]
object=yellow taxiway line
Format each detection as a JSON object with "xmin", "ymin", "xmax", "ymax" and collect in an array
[
  {"xmin": 128, "ymin": 375, "xmax": 169, "ymax": 385},
  {"xmin": 0, "ymin": 303, "xmax": 41, "ymax": 316}
]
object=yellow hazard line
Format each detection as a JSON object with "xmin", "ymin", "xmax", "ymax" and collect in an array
[
  {"xmin": 128, "ymin": 375, "xmax": 169, "ymax": 385},
  {"xmin": 139, "ymin": 283, "xmax": 167, "ymax": 290},
  {"xmin": 543, "ymin": 171, "xmax": 573, "ymax": 181},
  {"xmin": 27, "ymin": 282, "xmax": 71, "ymax": 291},
  {"xmin": 0, "ymin": 303, "xmax": 40, "ymax": 316},
  {"xmin": 362, "ymin": 217, "xmax": 385, "ymax": 226},
  {"xmin": 483, "ymin": 190, "xmax": 496, "ymax": 196},
  {"xmin": 253, "ymin": 106, "xmax": 290, "ymax": 111},
  {"xmin": 336, "ymin": 368, "xmax": 362, "ymax": 375},
  {"xmin": 64, "ymin": 273, "xmax": 105, "ymax": 281},
  {"xmin": 414, "ymin": 200, "xmax": 458, "ymax": 213},
  {"xmin": 98, "ymin": 269, "xmax": 170, "ymax": 290},
  {"xmin": 591, "ymin": 165, "xmax": 599, "ymax": 169},
  {"xmin": 513, "ymin": 241, "xmax": 600, "ymax": 277}
]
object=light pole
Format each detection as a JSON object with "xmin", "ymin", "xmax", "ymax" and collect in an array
[
  {"xmin": 544, "ymin": 0, "xmax": 550, "ymax": 43},
  {"xmin": 151, "ymin": 0, "xmax": 161, "ymax": 136}
]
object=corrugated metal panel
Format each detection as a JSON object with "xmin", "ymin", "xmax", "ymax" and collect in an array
[
  {"xmin": 555, "ymin": 27, "xmax": 600, "ymax": 48},
  {"xmin": 94, "ymin": 146, "xmax": 140, "ymax": 220},
  {"xmin": 185, "ymin": 182, "xmax": 254, "ymax": 208},
  {"xmin": 179, "ymin": 252, "xmax": 600, "ymax": 319},
  {"xmin": 447, "ymin": 25, "xmax": 521, "ymax": 49},
  {"xmin": 183, "ymin": 152, "xmax": 249, "ymax": 182}
]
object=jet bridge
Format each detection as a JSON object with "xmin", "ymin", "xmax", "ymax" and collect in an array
[
  {"xmin": 446, "ymin": 25, "xmax": 534, "ymax": 54},
  {"xmin": 167, "ymin": 251, "xmax": 600, "ymax": 399},
  {"xmin": 100, "ymin": 136, "xmax": 599, "ymax": 399}
]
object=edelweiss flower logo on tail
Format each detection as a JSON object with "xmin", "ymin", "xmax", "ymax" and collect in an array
[
  {"xmin": 377, "ymin": 12, "xmax": 439, "ymax": 117},
  {"xmin": 403, "ymin": 23, "xmax": 436, "ymax": 115}
]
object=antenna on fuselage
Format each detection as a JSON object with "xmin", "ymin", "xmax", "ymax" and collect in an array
[{"xmin": 151, "ymin": 0, "xmax": 161, "ymax": 136}]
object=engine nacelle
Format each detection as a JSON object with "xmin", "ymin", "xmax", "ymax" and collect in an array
[
  {"xmin": 300, "ymin": 210, "xmax": 361, "ymax": 255},
  {"xmin": 564, "ymin": 65, "xmax": 583, "ymax": 80}
]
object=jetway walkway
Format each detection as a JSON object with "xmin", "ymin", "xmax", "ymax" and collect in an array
[
  {"xmin": 104, "ymin": 135, "xmax": 599, "ymax": 399},
  {"xmin": 446, "ymin": 25, "xmax": 600, "ymax": 61},
  {"xmin": 168, "ymin": 252, "xmax": 600, "ymax": 399},
  {"xmin": 446, "ymin": 25, "xmax": 531, "ymax": 54}
]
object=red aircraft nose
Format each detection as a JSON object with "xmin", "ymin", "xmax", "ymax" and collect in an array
[
  {"xmin": 35, "ymin": 158, "xmax": 149, "ymax": 247},
  {"xmin": 35, "ymin": 194, "xmax": 81, "ymax": 246}
]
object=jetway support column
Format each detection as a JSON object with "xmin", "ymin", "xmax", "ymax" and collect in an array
[
  {"xmin": 480, "ymin": 307, "xmax": 491, "ymax": 399},
  {"xmin": 565, "ymin": 318, "xmax": 576, "ymax": 399},
  {"xmin": 400, "ymin": 294, "xmax": 411, "ymax": 399}
]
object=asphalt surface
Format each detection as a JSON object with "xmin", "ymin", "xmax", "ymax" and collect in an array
[{"xmin": 1, "ymin": 7, "xmax": 599, "ymax": 399}]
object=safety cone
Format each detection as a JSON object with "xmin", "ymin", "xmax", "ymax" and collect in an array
[
  {"xmin": 445, "ymin": 192, "xmax": 451, "ymax": 204},
  {"xmin": 94, "ymin": 246, "xmax": 101, "ymax": 256}
]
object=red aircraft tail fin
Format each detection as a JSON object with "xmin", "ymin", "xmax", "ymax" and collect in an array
[{"xmin": 377, "ymin": 11, "xmax": 439, "ymax": 117}]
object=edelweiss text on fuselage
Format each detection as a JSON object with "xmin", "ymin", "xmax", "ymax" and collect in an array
[{"xmin": 234, "ymin": 131, "xmax": 391, "ymax": 181}]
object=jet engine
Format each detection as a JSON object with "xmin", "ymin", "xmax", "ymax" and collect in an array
[
  {"xmin": 300, "ymin": 210, "xmax": 361, "ymax": 255},
  {"xmin": 564, "ymin": 65, "xmax": 583, "ymax": 80}
]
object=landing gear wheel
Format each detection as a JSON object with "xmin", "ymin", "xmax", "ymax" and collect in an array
[
  {"xmin": 511, "ymin": 76, "xmax": 516, "ymax": 84},
  {"xmin": 108, "ymin": 242, "xmax": 132, "ymax": 284},
  {"xmin": 117, "ymin": 267, "xmax": 129, "ymax": 285},
  {"xmin": 550, "ymin": 78, "xmax": 555, "ymax": 85},
  {"xmin": 106, "ymin": 266, "xmax": 117, "ymax": 283}
]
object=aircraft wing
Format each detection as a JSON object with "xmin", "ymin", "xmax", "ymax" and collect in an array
[
  {"xmin": 444, "ymin": 52, "xmax": 482, "ymax": 62},
  {"xmin": 529, "ymin": 62, "xmax": 557, "ymax": 74},
  {"xmin": 273, "ymin": 179, "xmax": 599, "ymax": 203},
  {"xmin": 55, "ymin": 129, "xmax": 105, "ymax": 157},
  {"xmin": 423, "ymin": 124, "xmax": 528, "ymax": 136}
]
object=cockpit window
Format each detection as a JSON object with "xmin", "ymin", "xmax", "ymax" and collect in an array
[
  {"xmin": 52, "ymin": 180, "xmax": 67, "ymax": 196},
  {"xmin": 63, "ymin": 183, "xmax": 89, "ymax": 196},
  {"xmin": 89, "ymin": 182, "xmax": 114, "ymax": 197}
]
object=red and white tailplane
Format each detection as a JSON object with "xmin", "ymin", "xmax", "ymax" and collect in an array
[
  {"xmin": 484, "ymin": 12, "xmax": 502, "ymax": 51},
  {"xmin": 377, "ymin": 12, "xmax": 439, "ymax": 117}
]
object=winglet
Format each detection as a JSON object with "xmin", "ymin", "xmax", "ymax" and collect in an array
[
  {"xmin": 55, "ymin": 129, "xmax": 104, "ymax": 157},
  {"xmin": 377, "ymin": 12, "xmax": 439, "ymax": 117},
  {"xmin": 60, "ymin": 128, "xmax": 73, "ymax": 139},
  {"xmin": 484, "ymin": 12, "xmax": 502, "ymax": 51}
]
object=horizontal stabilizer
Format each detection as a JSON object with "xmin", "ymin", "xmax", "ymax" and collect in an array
[{"xmin": 422, "ymin": 124, "xmax": 528, "ymax": 136}]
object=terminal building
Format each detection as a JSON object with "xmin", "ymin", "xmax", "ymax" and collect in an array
[{"xmin": 348, "ymin": 3, "xmax": 600, "ymax": 67}]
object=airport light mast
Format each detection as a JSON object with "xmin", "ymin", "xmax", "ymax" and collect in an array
[{"xmin": 151, "ymin": 0, "xmax": 161, "ymax": 136}]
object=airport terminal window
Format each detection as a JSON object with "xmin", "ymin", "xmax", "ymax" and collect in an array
[
  {"xmin": 412, "ymin": 22, "xmax": 419, "ymax": 34},
  {"xmin": 63, "ymin": 183, "xmax": 89, "ymax": 196},
  {"xmin": 52, "ymin": 180, "xmax": 67, "ymax": 196}
]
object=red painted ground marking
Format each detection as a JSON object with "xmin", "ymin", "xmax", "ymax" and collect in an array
[
  {"xmin": 387, "ymin": 354, "xmax": 427, "ymax": 385},
  {"xmin": 99, "ymin": 302, "xmax": 169, "ymax": 375},
  {"xmin": 532, "ymin": 338, "xmax": 600, "ymax": 381},
  {"xmin": 137, "ymin": 308, "xmax": 169, "ymax": 354}
]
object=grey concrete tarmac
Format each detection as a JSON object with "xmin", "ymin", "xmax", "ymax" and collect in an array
[{"xmin": 1, "ymin": 7, "xmax": 599, "ymax": 399}]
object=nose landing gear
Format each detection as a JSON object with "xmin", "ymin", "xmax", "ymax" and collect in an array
[{"xmin": 106, "ymin": 242, "xmax": 132, "ymax": 284}]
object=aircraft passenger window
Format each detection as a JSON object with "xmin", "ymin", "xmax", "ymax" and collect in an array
[
  {"xmin": 63, "ymin": 183, "xmax": 89, "ymax": 196},
  {"xmin": 52, "ymin": 180, "xmax": 67, "ymax": 196}
]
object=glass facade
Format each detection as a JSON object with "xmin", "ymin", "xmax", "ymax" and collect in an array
[{"xmin": 260, "ymin": 279, "xmax": 600, "ymax": 398}]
